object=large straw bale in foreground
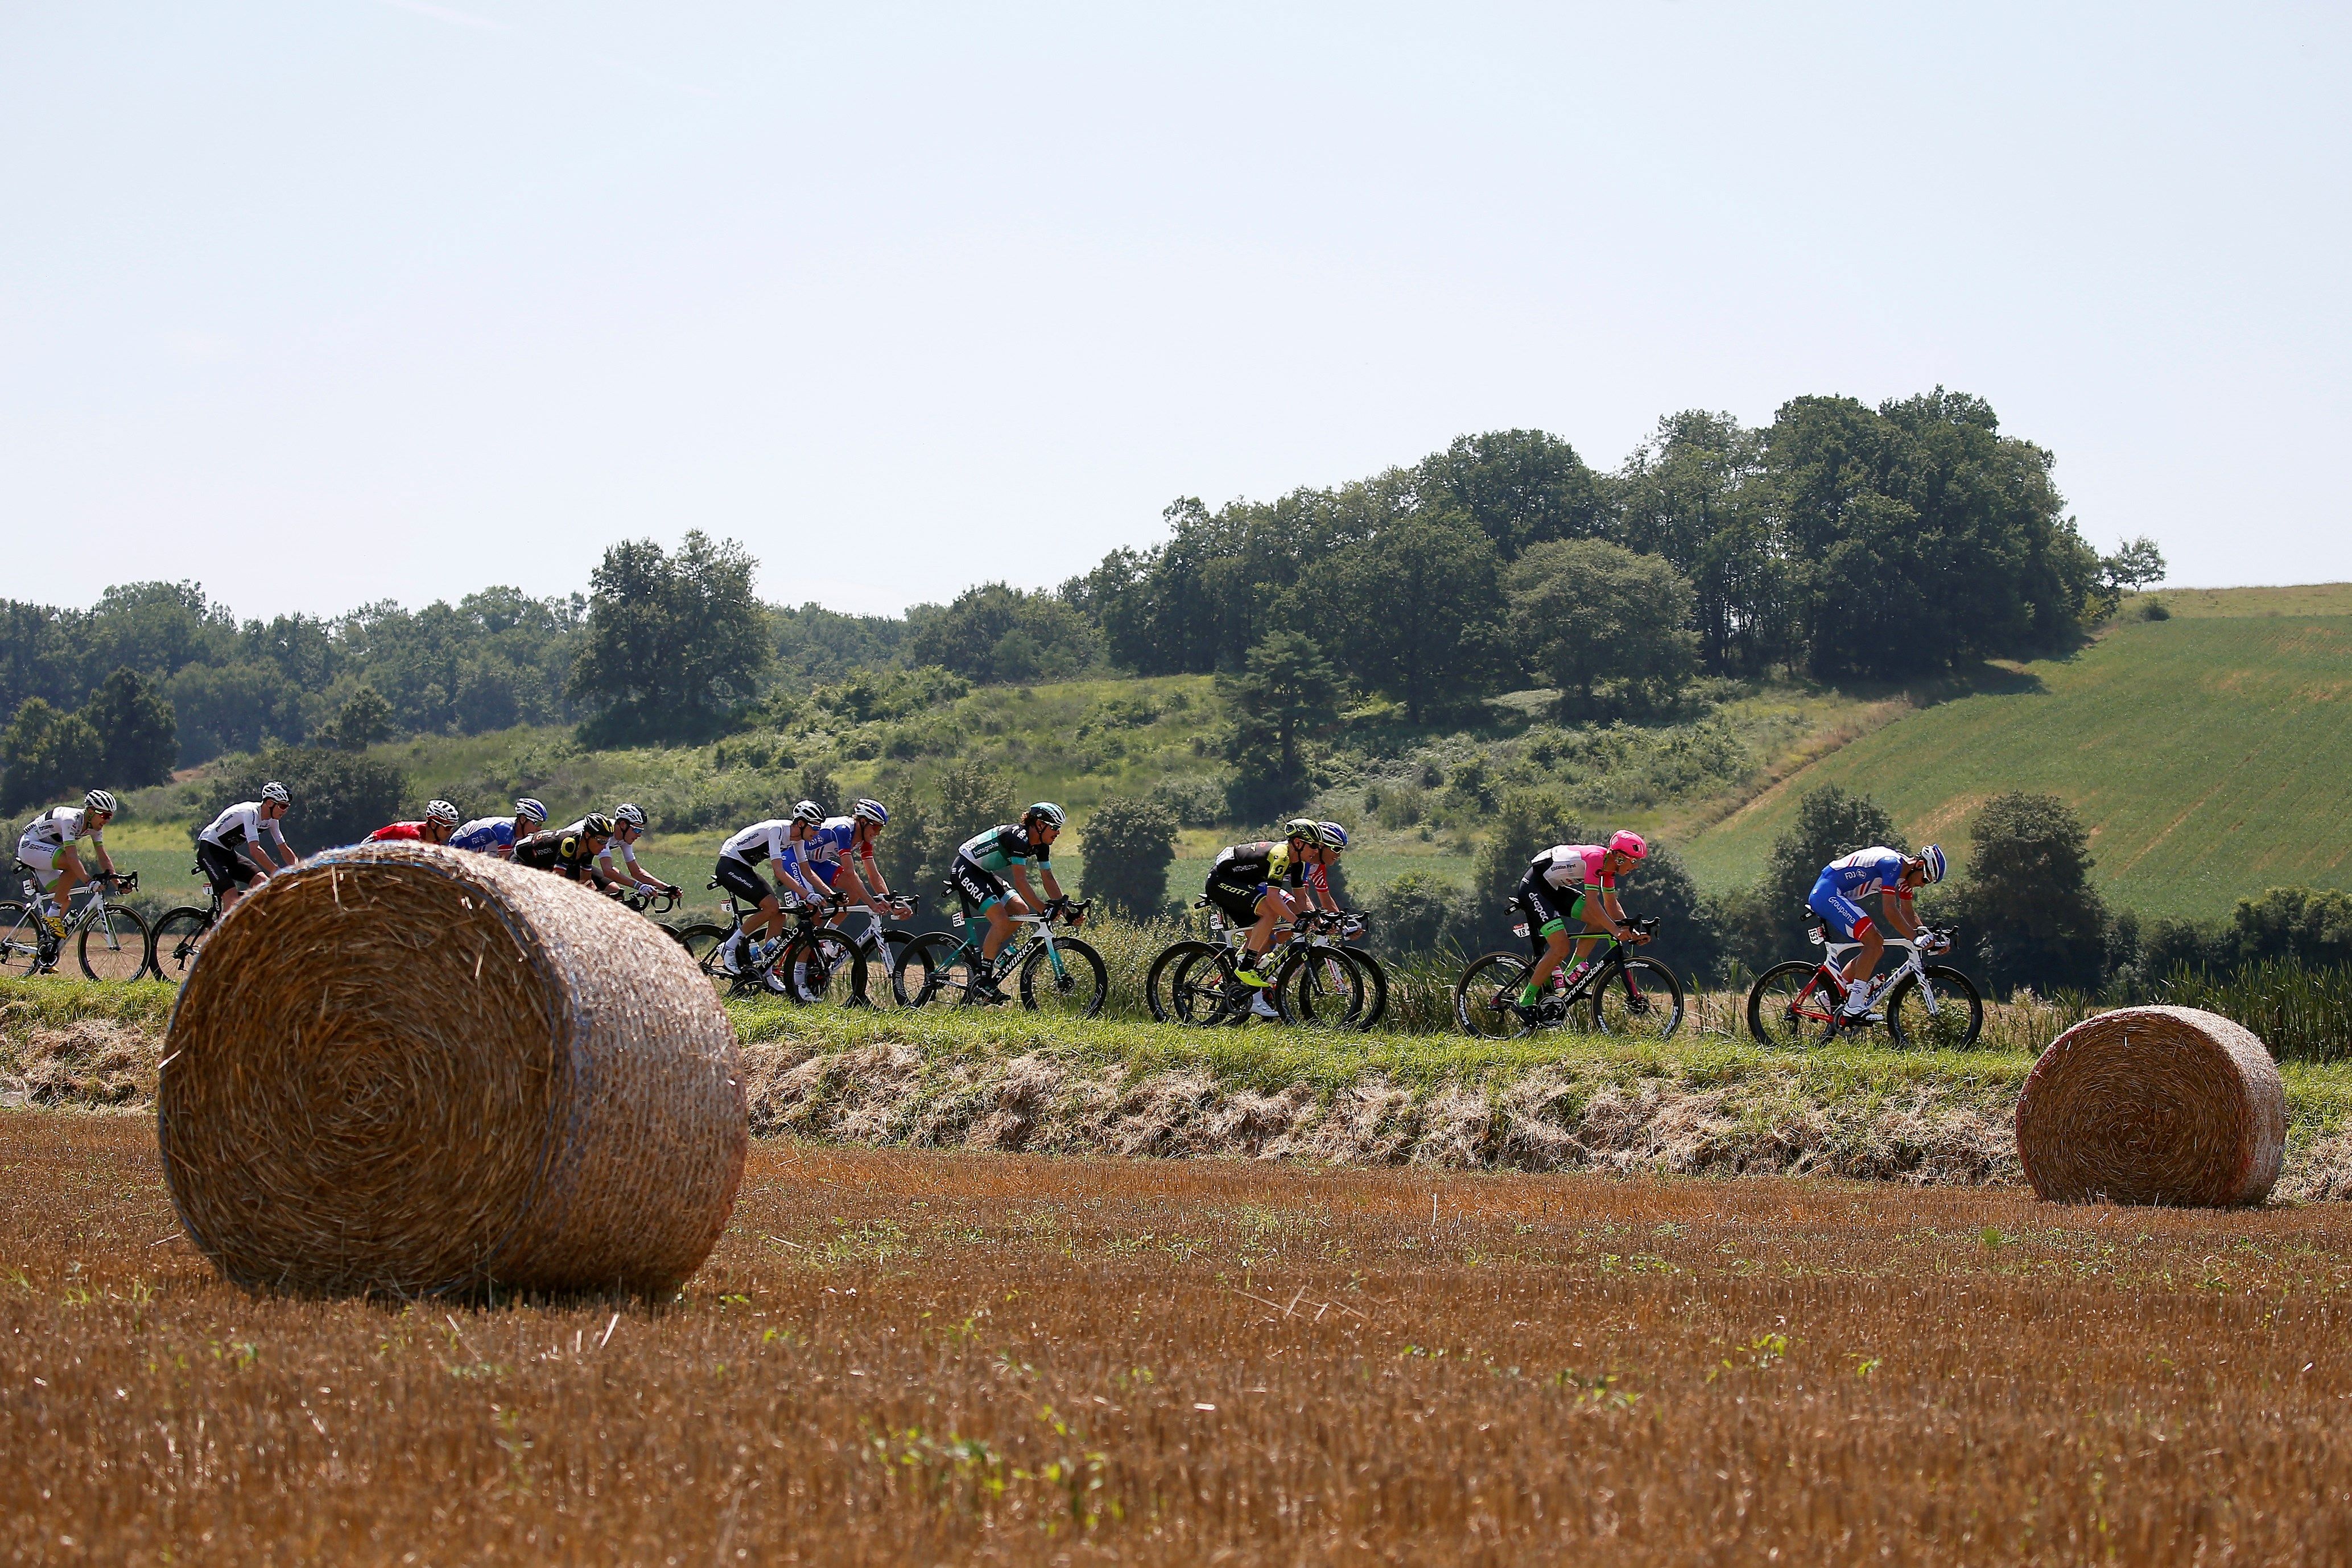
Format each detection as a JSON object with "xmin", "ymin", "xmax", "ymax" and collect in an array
[
  {"xmin": 2015, "ymin": 1005, "xmax": 2285, "ymax": 1207},
  {"xmin": 158, "ymin": 843, "xmax": 746, "ymax": 1296}
]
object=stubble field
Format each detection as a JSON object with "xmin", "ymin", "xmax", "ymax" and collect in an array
[{"xmin": 6, "ymin": 1115, "xmax": 2351, "ymax": 1564}]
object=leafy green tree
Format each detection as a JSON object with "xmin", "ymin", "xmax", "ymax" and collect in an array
[
  {"xmin": 1414, "ymin": 430, "xmax": 1607, "ymax": 559},
  {"xmin": 1218, "ymin": 632, "xmax": 1340, "ymax": 821},
  {"xmin": 1767, "ymin": 390, "xmax": 2102, "ymax": 680},
  {"xmin": 571, "ymin": 533, "xmax": 772, "ymax": 744},
  {"xmin": 164, "ymin": 661, "xmax": 304, "ymax": 765},
  {"xmin": 1951, "ymin": 791, "xmax": 2110, "ymax": 996},
  {"xmin": 79, "ymin": 667, "xmax": 179, "ymax": 789},
  {"xmin": 1317, "ymin": 514, "xmax": 1506, "ymax": 724},
  {"xmin": 905, "ymin": 583, "xmax": 1103, "ymax": 684},
  {"xmin": 1506, "ymin": 540, "xmax": 1697, "ymax": 719},
  {"xmin": 794, "ymin": 762, "xmax": 840, "ymax": 816},
  {"xmin": 199, "ymin": 745, "xmax": 408, "ymax": 852},
  {"xmin": 2230, "ymin": 886, "xmax": 2352, "ymax": 971},
  {"xmin": 2091, "ymin": 535, "xmax": 2169, "ymax": 618},
  {"xmin": 1615, "ymin": 411, "xmax": 1791, "ymax": 676},
  {"xmin": 1, "ymin": 698, "xmax": 105, "ymax": 814},
  {"xmin": 1078, "ymin": 795, "xmax": 1179, "ymax": 921},
  {"xmin": 321, "ymin": 686, "xmax": 393, "ymax": 753}
]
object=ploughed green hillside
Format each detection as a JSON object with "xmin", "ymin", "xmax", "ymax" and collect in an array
[{"xmin": 1678, "ymin": 587, "xmax": 2352, "ymax": 917}]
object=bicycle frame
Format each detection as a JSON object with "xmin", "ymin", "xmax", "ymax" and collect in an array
[
  {"xmin": 5, "ymin": 869, "xmax": 137, "ymax": 972},
  {"xmin": 1509, "ymin": 906, "xmax": 1654, "ymax": 1009},
  {"xmin": 1812, "ymin": 930, "xmax": 1940, "ymax": 1012}
]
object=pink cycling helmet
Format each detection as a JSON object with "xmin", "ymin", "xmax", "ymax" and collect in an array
[{"xmin": 1608, "ymin": 830, "xmax": 1649, "ymax": 861}]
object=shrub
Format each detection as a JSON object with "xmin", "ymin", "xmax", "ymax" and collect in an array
[{"xmin": 1078, "ymin": 796, "xmax": 1179, "ymax": 921}]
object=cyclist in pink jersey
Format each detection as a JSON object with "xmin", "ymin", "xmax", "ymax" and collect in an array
[{"xmin": 1510, "ymin": 831, "xmax": 1652, "ymax": 1012}]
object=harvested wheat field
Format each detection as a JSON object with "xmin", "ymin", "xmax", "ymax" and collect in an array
[{"xmin": 6, "ymin": 1114, "xmax": 2351, "ymax": 1565}]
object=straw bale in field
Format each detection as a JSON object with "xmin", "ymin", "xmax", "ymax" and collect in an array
[
  {"xmin": 157, "ymin": 843, "xmax": 747, "ymax": 1297},
  {"xmin": 2015, "ymin": 1004, "xmax": 2285, "ymax": 1207}
]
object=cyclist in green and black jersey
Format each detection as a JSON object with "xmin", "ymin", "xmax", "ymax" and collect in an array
[
  {"xmin": 948, "ymin": 803, "xmax": 1068, "ymax": 998},
  {"xmin": 1204, "ymin": 818, "xmax": 1347, "ymax": 1018}
]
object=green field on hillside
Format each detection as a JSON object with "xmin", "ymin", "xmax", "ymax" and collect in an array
[{"xmin": 1678, "ymin": 607, "xmax": 2352, "ymax": 917}]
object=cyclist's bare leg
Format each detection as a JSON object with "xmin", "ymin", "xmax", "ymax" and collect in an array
[
  {"xmin": 47, "ymin": 847, "xmax": 87, "ymax": 915},
  {"xmin": 981, "ymin": 894, "xmax": 1027, "ymax": 962},
  {"xmin": 1839, "ymin": 927, "xmax": 1885, "ymax": 993},
  {"xmin": 1241, "ymin": 890, "xmax": 1289, "ymax": 972}
]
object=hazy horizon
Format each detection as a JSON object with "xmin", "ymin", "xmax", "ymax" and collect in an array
[{"xmin": 7, "ymin": 2, "xmax": 2347, "ymax": 621}]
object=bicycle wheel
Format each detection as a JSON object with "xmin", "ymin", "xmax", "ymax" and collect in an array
[
  {"xmin": 1885, "ymin": 965, "xmax": 1985, "ymax": 1050},
  {"xmin": 1342, "ymin": 945, "xmax": 1389, "ymax": 1030},
  {"xmin": 673, "ymin": 923, "xmax": 735, "ymax": 993},
  {"xmin": 1154, "ymin": 940, "xmax": 1239, "ymax": 1026},
  {"xmin": 148, "ymin": 907, "xmax": 216, "ymax": 986},
  {"xmin": 901, "ymin": 931, "xmax": 992, "ymax": 1007},
  {"xmin": 1590, "ymin": 955, "xmax": 1683, "ymax": 1041},
  {"xmin": 1747, "ymin": 960, "xmax": 1840, "ymax": 1048},
  {"xmin": 1146, "ymin": 940, "xmax": 1212, "ymax": 1022},
  {"xmin": 781, "ymin": 929, "xmax": 867, "ymax": 1006},
  {"xmin": 77, "ymin": 904, "xmax": 150, "ymax": 982},
  {"xmin": 1456, "ymin": 951, "xmax": 1534, "ymax": 1038},
  {"xmin": 1280, "ymin": 946, "xmax": 1365, "ymax": 1030},
  {"xmin": 0, "ymin": 904, "xmax": 52, "ymax": 978},
  {"xmin": 1021, "ymin": 936, "xmax": 1108, "ymax": 1018}
]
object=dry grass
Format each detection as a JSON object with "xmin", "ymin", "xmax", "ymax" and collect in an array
[{"xmin": 8, "ymin": 1114, "xmax": 2352, "ymax": 1564}]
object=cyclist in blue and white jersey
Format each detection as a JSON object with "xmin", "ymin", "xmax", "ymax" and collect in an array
[
  {"xmin": 451, "ymin": 798, "xmax": 547, "ymax": 859},
  {"xmin": 713, "ymin": 802, "xmax": 831, "ymax": 980},
  {"xmin": 596, "ymin": 803, "xmax": 680, "ymax": 901},
  {"xmin": 15, "ymin": 790, "xmax": 122, "ymax": 938},
  {"xmin": 800, "ymin": 798, "xmax": 907, "ymax": 971},
  {"xmin": 1809, "ymin": 844, "xmax": 1948, "ymax": 1019},
  {"xmin": 948, "ymin": 803, "xmax": 1068, "ymax": 1000}
]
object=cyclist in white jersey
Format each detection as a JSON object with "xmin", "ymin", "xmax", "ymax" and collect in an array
[
  {"xmin": 15, "ymin": 789, "xmax": 122, "ymax": 938},
  {"xmin": 196, "ymin": 782, "xmax": 296, "ymax": 917},
  {"xmin": 713, "ymin": 802, "xmax": 831, "ymax": 980},
  {"xmin": 596, "ymin": 803, "xmax": 680, "ymax": 901}
]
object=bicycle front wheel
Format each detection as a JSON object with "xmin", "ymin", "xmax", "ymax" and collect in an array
[
  {"xmin": 1747, "ymin": 960, "xmax": 1839, "ymax": 1049},
  {"xmin": 1342, "ymin": 945, "xmax": 1389, "ymax": 1030},
  {"xmin": 1021, "ymin": 936, "xmax": 1108, "ymax": 1018},
  {"xmin": 148, "ymin": 907, "xmax": 216, "ymax": 986},
  {"xmin": 78, "ymin": 905, "xmax": 150, "ymax": 982},
  {"xmin": 673, "ymin": 923, "xmax": 735, "ymax": 995},
  {"xmin": 1885, "ymin": 965, "xmax": 1984, "ymax": 1050},
  {"xmin": 1590, "ymin": 955, "xmax": 1683, "ymax": 1040},
  {"xmin": 1280, "ymin": 946, "xmax": 1364, "ymax": 1030},
  {"xmin": 1455, "ymin": 952, "xmax": 1534, "ymax": 1038},
  {"xmin": 0, "ymin": 904, "xmax": 50, "ymax": 979},
  {"xmin": 782, "ymin": 930, "xmax": 867, "ymax": 1006},
  {"xmin": 1157, "ymin": 941, "xmax": 1240, "ymax": 1027}
]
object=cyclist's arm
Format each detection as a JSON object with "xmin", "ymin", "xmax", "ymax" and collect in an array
[
  {"xmin": 251, "ymin": 819, "xmax": 294, "ymax": 873},
  {"xmin": 89, "ymin": 839, "xmax": 118, "ymax": 879},
  {"xmin": 1880, "ymin": 889, "xmax": 1925, "ymax": 940},
  {"xmin": 768, "ymin": 852, "xmax": 826, "ymax": 905},
  {"xmin": 1597, "ymin": 884, "xmax": 1638, "ymax": 936},
  {"xmin": 1305, "ymin": 862, "xmax": 1340, "ymax": 916},
  {"xmin": 1037, "ymin": 863, "xmax": 1064, "ymax": 903},
  {"xmin": 838, "ymin": 853, "xmax": 889, "ymax": 913}
]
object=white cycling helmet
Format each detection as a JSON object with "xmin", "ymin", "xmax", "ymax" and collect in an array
[
  {"xmin": 260, "ymin": 781, "xmax": 290, "ymax": 806},
  {"xmin": 1025, "ymin": 801, "xmax": 1066, "ymax": 830},
  {"xmin": 1315, "ymin": 820, "xmax": 1350, "ymax": 849},
  {"xmin": 613, "ymin": 802, "xmax": 647, "ymax": 830},
  {"xmin": 424, "ymin": 799, "xmax": 461, "ymax": 827},
  {"xmin": 791, "ymin": 800, "xmax": 826, "ymax": 827},
  {"xmin": 1917, "ymin": 844, "xmax": 1947, "ymax": 884},
  {"xmin": 84, "ymin": 789, "xmax": 118, "ymax": 815}
]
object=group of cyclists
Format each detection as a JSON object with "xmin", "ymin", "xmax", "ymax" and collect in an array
[{"xmin": 11, "ymin": 775, "xmax": 1956, "ymax": 1026}]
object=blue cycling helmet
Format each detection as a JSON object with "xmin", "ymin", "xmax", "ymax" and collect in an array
[
  {"xmin": 851, "ymin": 797, "xmax": 888, "ymax": 826},
  {"xmin": 1917, "ymin": 844, "xmax": 1947, "ymax": 884},
  {"xmin": 514, "ymin": 797, "xmax": 548, "ymax": 825},
  {"xmin": 1315, "ymin": 820, "xmax": 1350, "ymax": 849}
]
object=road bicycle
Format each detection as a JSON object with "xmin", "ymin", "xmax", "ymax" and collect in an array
[
  {"xmin": 1454, "ymin": 911, "xmax": 1683, "ymax": 1040},
  {"xmin": 1746, "ymin": 915, "xmax": 1982, "ymax": 1049},
  {"xmin": 901, "ymin": 893, "xmax": 1106, "ymax": 1017},
  {"xmin": 675, "ymin": 884, "xmax": 868, "ymax": 1005},
  {"xmin": 1, "ymin": 868, "xmax": 147, "ymax": 981},
  {"xmin": 1145, "ymin": 905, "xmax": 1374, "ymax": 1029}
]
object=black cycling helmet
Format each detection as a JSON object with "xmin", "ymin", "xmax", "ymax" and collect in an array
[{"xmin": 581, "ymin": 812, "xmax": 615, "ymax": 837}]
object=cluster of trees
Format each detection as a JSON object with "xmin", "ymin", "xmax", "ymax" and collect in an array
[
  {"xmin": 0, "ymin": 580, "xmax": 589, "ymax": 768},
  {"xmin": 1070, "ymin": 395, "xmax": 2164, "ymax": 710}
]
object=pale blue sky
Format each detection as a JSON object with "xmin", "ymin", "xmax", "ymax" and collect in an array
[{"xmin": 5, "ymin": 3, "xmax": 2346, "ymax": 617}]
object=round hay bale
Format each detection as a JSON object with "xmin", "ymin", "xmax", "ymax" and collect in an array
[
  {"xmin": 2015, "ymin": 1004, "xmax": 2285, "ymax": 1208},
  {"xmin": 158, "ymin": 843, "xmax": 746, "ymax": 1296}
]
